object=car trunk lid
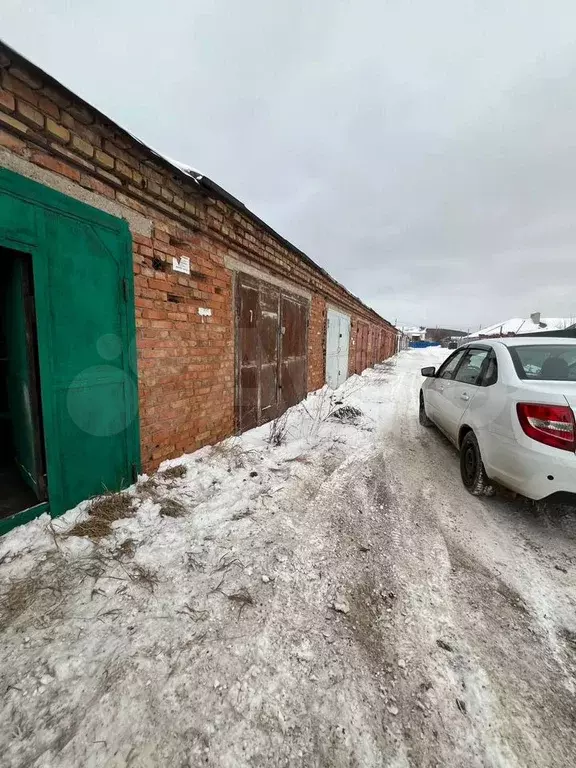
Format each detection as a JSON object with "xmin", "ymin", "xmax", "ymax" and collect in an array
[{"xmin": 514, "ymin": 380, "xmax": 576, "ymax": 406}]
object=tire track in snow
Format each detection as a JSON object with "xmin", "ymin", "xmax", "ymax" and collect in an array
[{"xmin": 376, "ymin": 349, "xmax": 576, "ymax": 767}]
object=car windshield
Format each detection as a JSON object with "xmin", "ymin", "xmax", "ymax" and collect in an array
[{"xmin": 508, "ymin": 344, "xmax": 576, "ymax": 381}]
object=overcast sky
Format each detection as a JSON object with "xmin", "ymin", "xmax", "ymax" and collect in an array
[{"xmin": 4, "ymin": 1, "xmax": 576, "ymax": 330}]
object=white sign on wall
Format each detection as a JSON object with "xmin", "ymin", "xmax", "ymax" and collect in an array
[{"xmin": 173, "ymin": 256, "xmax": 191, "ymax": 274}]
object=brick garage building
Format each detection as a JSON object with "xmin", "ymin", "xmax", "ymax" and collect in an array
[{"xmin": 0, "ymin": 41, "xmax": 397, "ymax": 531}]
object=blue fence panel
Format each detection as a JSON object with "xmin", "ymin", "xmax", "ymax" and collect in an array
[{"xmin": 409, "ymin": 341, "xmax": 441, "ymax": 348}]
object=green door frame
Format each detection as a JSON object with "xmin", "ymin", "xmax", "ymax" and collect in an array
[{"xmin": 0, "ymin": 168, "xmax": 140, "ymax": 535}]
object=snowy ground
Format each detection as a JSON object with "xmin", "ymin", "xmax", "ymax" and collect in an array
[{"xmin": 1, "ymin": 348, "xmax": 576, "ymax": 768}]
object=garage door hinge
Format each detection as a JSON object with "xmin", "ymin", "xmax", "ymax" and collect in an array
[
  {"xmin": 122, "ymin": 278, "xmax": 128, "ymax": 302},
  {"xmin": 131, "ymin": 463, "xmax": 138, "ymax": 483}
]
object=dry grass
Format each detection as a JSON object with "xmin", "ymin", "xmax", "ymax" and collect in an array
[
  {"xmin": 1, "ymin": 569, "xmax": 52, "ymax": 625},
  {"xmin": 0, "ymin": 529, "xmax": 162, "ymax": 630},
  {"xmin": 227, "ymin": 587, "xmax": 254, "ymax": 617},
  {"xmin": 1, "ymin": 549, "xmax": 82, "ymax": 627},
  {"xmin": 130, "ymin": 563, "xmax": 159, "ymax": 593},
  {"xmin": 160, "ymin": 464, "xmax": 187, "ymax": 481},
  {"xmin": 268, "ymin": 412, "xmax": 289, "ymax": 447},
  {"xmin": 160, "ymin": 498, "xmax": 186, "ymax": 518},
  {"xmin": 0, "ymin": 552, "xmax": 160, "ymax": 627},
  {"xmin": 210, "ymin": 439, "xmax": 247, "ymax": 470},
  {"xmin": 209, "ymin": 576, "xmax": 254, "ymax": 618},
  {"xmin": 113, "ymin": 538, "xmax": 136, "ymax": 559},
  {"xmin": 177, "ymin": 603, "xmax": 209, "ymax": 622},
  {"xmin": 135, "ymin": 470, "xmax": 189, "ymax": 520},
  {"xmin": 214, "ymin": 552, "xmax": 244, "ymax": 573},
  {"xmin": 67, "ymin": 492, "xmax": 135, "ymax": 540},
  {"xmin": 135, "ymin": 465, "xmax": 186, "ymax": 502},
  {"xmin": 136, "ymin": 477, "xmax": 158, "ymax": 497}
]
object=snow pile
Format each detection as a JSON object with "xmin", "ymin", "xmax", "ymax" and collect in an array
[
  {"xmin": 0, "ymin": 350, "xmax": 449, "ymax": 768},
  {"xmin": 6, "ymin": 346, "xmax": 573, "ymax": 767}
]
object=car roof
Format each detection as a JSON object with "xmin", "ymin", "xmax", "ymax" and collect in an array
[{"xmin": 463, "ymin": 336, "xmax": 576, "ymax": 348}]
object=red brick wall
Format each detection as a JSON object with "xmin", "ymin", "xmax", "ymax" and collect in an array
[
  {"xmin": 133, "ymin": 227, "xmax": 235, "ymax": 468},
  {"xmin": 307, "ymin": 295, "xmax": 327, "ymax": 391},
  {"xmin": 0, "ymin": 47, "xmax": 398, "ymax": 471}
]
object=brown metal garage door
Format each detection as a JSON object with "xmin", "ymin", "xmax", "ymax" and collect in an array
[
  {"xmin": 236, "ymin": 273, "xmax": 308, "ymax": 432},
  {"xmin": 280, "ymin": 295, "xmax": 307, "ymax": 409}
]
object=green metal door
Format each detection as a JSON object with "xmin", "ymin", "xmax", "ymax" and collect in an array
[
  {"xmin": 3, "ymin": 253, "xmax": 46, "ymax": 499},
  {"xmin": 38, "ymin": 212, "xmax": 138, "ymax": 512},
  {"xmin": 0, "ymin": 168, "xmax": 140, "ymax": 528}
]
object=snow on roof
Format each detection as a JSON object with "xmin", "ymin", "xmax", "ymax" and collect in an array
[
  {"xmin": 158, "ymin": 154, "xmax": 204, "ymax": 182},
  {"xmin": 468, "ymin": 317, "xmax": 573, "ymax": 338}
]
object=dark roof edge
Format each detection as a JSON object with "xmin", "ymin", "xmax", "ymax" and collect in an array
[
  {"xmin": 197, "ymin": 176, "xmax": 395, "ymax": 327},
  {"xmin": 0, "ymin": 39, "xmax": 395, "ymax": 329}
]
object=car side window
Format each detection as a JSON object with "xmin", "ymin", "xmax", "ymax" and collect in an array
[
  {"xmin": 479, "ymin": 350, "xmax": 498, "ymax": 387},
  {"xmin": 454, "ymin": 349, "xmax": 490, "ymax": 386},
  {"xmin": 437, "ymin": 349, "xmax": 467, "ymax": 380}
]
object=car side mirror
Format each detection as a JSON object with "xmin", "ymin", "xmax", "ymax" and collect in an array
[{"xmin": 421, "ymin": 366, "xmax": 436, "ymax": 377}]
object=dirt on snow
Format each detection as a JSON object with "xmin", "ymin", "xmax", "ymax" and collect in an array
[{"xmin": 1, "ymin": 349, "xmax": 575, "ymax": 768}]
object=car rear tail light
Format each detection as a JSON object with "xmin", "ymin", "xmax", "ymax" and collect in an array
[{"xmin": 516, "ymin": 403, "xmax": 576, "ymax": 452}]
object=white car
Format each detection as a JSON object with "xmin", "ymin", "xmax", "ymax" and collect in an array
[{"xmin": 419, "ymin": 337, "xmax": 576, "ymax": 501}]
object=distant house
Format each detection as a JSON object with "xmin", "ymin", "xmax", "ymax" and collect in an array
[
  {"xmin": 401, "ymin": 326, "xmax": 427, "ymax": 343},
  {"xmin": 464, "ymin": 313, "xmax": 574, "ymax": 341},
  {"xmin": 425, "ymin": 327, "xmax": 466, "ymax": 344},
  {"xmin": 393, "ymin": 327, "xmax": 410, "ymax": 351}
]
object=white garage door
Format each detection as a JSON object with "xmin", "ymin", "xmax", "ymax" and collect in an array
[{"xmin": 326, "ymin": 309, "xmax": 351, "ymax": 389}]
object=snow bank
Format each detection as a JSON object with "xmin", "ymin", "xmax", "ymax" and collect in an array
[{"xmin": 0, "ymin": 350, "xmax": 449, "ymax": 767}]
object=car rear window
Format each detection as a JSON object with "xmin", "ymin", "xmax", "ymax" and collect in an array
[{"xmin": 508, "ymin": 344, "xmax": 576, "ymax": 381}]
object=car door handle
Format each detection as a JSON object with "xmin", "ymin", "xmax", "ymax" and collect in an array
[{"xmin": 460, "ymin": 392, "xmax": 470, "ymax": 401}]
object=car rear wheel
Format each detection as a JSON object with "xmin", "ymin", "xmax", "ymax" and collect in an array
[
  {"xmin": 460, "ymin": 431, "xmax": 494, "ymax": 496},
  {"xmin": 419, "ymin": 392, "xmax": 433, "ymax": 427}
]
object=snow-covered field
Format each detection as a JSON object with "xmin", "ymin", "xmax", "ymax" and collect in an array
[{"xmin": 1, "ymin": 348, "xmax": 575, "ymax": 768}]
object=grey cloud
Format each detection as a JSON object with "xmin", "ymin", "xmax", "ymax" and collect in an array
[{"xmin": 4, "ymin": 0, "xmax": 576, "ymax": 328}]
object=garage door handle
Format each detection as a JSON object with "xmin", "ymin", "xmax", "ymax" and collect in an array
[{"xmin": 460, "ymin": 392, "xmax": 470, "ymax": 401}]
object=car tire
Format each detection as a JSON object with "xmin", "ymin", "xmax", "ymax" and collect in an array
[
  {"xmin": 460, "ymin": 431, "xmax": 494, "ymax": 496},
  {"xmin": 419, "ymin": 392, "xmax": 433, "ymax": 427}
]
